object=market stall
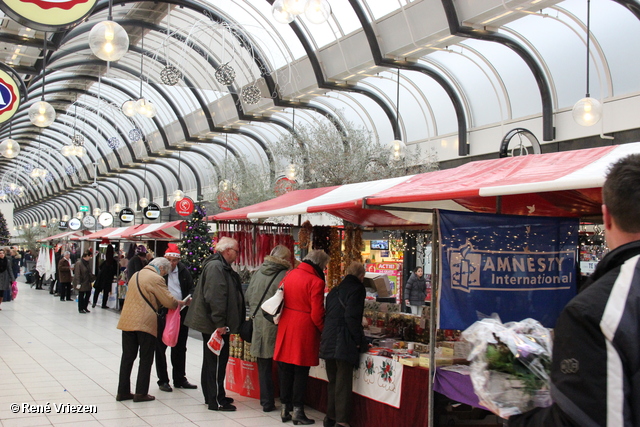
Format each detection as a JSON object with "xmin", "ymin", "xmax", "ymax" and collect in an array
[{"xmin": 214, "ymin": 143, "xmax": 639, "ymax": 426}]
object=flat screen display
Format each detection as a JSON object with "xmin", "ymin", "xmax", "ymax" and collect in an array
[{"xmin": 370, "ymin": 240, "xmax": 389, "ymax": 250}]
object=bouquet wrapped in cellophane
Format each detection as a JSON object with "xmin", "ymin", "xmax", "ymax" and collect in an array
[{"xmin": 461, "ymin": 316, "xmax": 553, "ymax": 418}]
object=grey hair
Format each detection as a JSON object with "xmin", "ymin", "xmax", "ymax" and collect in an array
[
  {"xmin": 149, "ymin": 257, "xmax": 171, "ymax": 275},
  {"xmin": 270, "ymin": 244, "xmax": 291, "ymax": 260},
  {"xmin": 63, "ymin": 251, "xmax": 70, "ymax": 256},
  {"xmin": 304, "ymin": 249, "xmax": 330, "ymax": 269},
  {"xmin": 346, "ymin": 261, "xmax": 365, "ymax": 277},
  {"xmin": 215, "ymin": 236, "xmax": 237, "ymax": 253}
]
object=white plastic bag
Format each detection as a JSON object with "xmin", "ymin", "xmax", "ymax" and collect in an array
[{"xmin": 207, "ymin": 329, "xmax": 225, "ymax": 356}]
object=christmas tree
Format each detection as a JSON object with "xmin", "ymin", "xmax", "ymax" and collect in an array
[
  {"xmin": 180, "ymin": 203, "xmax": 213, "ymax": 283},
  {"xmin": 0, "ymin": 211, "xmax": 10, "ymax": 246}
]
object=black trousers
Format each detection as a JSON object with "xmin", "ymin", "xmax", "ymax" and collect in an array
[
  {"xmin": 156, "ymin": 309, "xmax": 190, "ymax": 385},
  {"xmin": 257, "ymin": 357, "xmax": 275, "ymax": 408},
  {"xmin": 77, "ymin": 291, "xmax": 90, "ymax": 312},
  {"xmin": 278, "ymin": 361, "xmax": 310, "ymax": 407},
  {"xmin": 59, "ymin": 282, "xmax": 71, "ymax": 301},
  {"xmin": 117, "ymin": 331, "xmax": 155, "ymax": 395},
  {"xmin": 92, "ymin": 285, "xmax": 110, "ymax": 307},
  {"xmin": 201, "ymin": 332, "xmax": 230, "ymax": 409},
  {"xmin": 326, "ymin": 359, "xmax": 354, "ymax": 424}
]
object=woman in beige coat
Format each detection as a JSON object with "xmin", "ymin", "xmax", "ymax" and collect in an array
[{"xmin": 116, "ymin": 257, "xmax": 184, "ymax": 403}]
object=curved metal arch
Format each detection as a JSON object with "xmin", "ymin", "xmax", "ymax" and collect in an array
[
  {"xmin": 611, "ymin": 0, "xmax": 640, "ymax": 20},
  {"xmin": 348, "ymin": 0, "xmax": 470, "ymax": 156},
  {"xmin": 121, "ymin": 165, "xmax": 166, "ymax": 207},
  {"xmin": 103, "ymin": 175, "xmax": 140, "ymax": 207},
  {"xmin": 440, "ymin": 0, "xmax": 554, "ymax": 144}
]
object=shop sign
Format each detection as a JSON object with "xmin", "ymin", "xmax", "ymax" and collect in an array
[
  {"xmin": 143, "ymin": 203, "xmax": 161, "ymax": 220},
  {"xmin": 79, "ymin": 205, "xmax": 89, "ymax": 212},
  {"xmin": 0, "ymin": 0, "xmax": 97, "ymax": 31},
  {"xmin": 68, "ymin": 218, "xmax": 81, "ymax": 230},
  {"xmin": 58, "ymin": 220, "xmax": 68, "ymax": 230},
  {"xmin": 98, "ymin": 212, "xmax": 113, "ymax": 227},
  {"xmin": 81, "ymin": 215, "xmax": 96, "ymax": 229},
  {"xmin": 175, "ymin": 197, "xmax": 194, "ymax": 216},
  {"xmin": 119, "ymin": 208, "xmax": 134, "ymax": 223},
  {"xmin": 366, "ymin": 261, "xmax": 403, "ymax": 297},
  {"xmin": 0, "ymin": 68, "xmax": 22, "ymax": 124}
]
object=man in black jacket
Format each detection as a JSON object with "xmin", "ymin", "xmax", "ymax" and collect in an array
[
  {"xmin": 320, "ymin": 261, "xmax": 367, "ymax": 427},
  {"xmin": 509, "ymin": 153, "xmax": 640, "ymax": 427},
  {"xmin": 156, "ymin": 243, "xmax": 196, "ymax": 393}
]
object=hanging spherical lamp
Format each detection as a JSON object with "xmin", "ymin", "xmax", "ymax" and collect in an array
[
  {"xmin": 173, "ymin": 189, "xmax": 185, "ymax": 202},
  {"xmin": 135, "ymin": 98, "xmax": 157, "ymax": 118},
  {"xmin": 138, "ymin": 197, "xmax": 149, "ymax": 208},
  {"xmin": 93, "ymin": 208, "xmax": 102, "ymax": 217},
  {"xmin": 89, "ymin": 20, "xmax": 129, "ymax": 62},
  {"xmin": 389, "ymin": 139, "xmax": 406, "ymax": 161},
  {"xmin": 572, "ymin": 97, "xmax": 602, "ymax": 127},
  {"xmin": 283, "ymin": 0, "xmax": 306, "ymax": 15},
  {"xmin": 272, "ymin": 0, "xmax": 295, "ymax": 24},
  {"xmin": 62, "ymin": 214, "xmax": 70, "ymax": 222},
  {"xmin": 0, "ymin": 139, "xmax": 20, "ymax": 159},
  {"xmin": 305, "ymin": 0, "xmax": 331, "ymax": 24},
  {"xmin": 28, "ymin": 101, "xmax": 55, "ymax": 127},
  {"xmin": 122, "ymin": 100, "xmax": 137, "ymax": 117},
  {"xmin": 111, "ymin": 203, "xmax": 122, "ymax": 214}
]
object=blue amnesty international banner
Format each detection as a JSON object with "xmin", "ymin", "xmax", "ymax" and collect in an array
[{"xmin": 438, "ymin": 210, "xmax": 579, "ymax": 330}]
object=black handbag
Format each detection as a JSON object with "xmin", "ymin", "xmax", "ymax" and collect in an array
[{"xmin": 240, "ymin": 274, "xmax": 279, "ymax": 342}]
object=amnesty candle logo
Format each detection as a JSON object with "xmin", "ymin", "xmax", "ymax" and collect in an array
[
  {"xmin": 448, "ymin": 240, "xmax": 574, "ymax": 293},
  {"xmin": 0, "ymin": 70, "xmax": 20, "ymax": 124},
  {"xmin": 1, "ymin": 0, "xmax": 96, "ymax": 30}
]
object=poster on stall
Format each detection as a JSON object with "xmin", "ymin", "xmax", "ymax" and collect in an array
[
  {"xmin": 438, "ymin": 210, "xmax": 578, "ymax": 330},
  {"xmin": 365, "ymin": 262, "xmax": 403, "ymax": 297}
]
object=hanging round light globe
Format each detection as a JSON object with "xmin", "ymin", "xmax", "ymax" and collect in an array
[
  {"xmin": 50, "ymin": 218, "xmax": 58, "ymax": 224},
  {"xmin": 122, "ymin": 100, "xmax": 137, "ymax": 117},
  {"xmin": 40, "ymin": 220, "xmax": 47, "ymax": 227},
  {"xmin": 218, "ymin": 179, "xmax": 231, "ymax": 192},
  {"xmin": 135, "ymin": 98, "xmax": 157, "ymax": 118},
  {"xmin": 76, "ymin": 212, "xmax": 83, "ymax": 219},
  {"xmin": 173, "ymin": 189, "xmax": 185, "ymax": 202},
  {"xmin": 61, "ymin": 145, "xmax": 72, "ymax": 157},
  {"xmin": 24, "ymin": 223, "xmax": 30, "ymax": 229},
  {"xmin": 272, "ymin": 0, "xmax": 295, "ymax": 24},
  {"xmin": 0, "ymin": 139, "xmax": 20, "ymax": 158},
  {"xmin": 283, "ymin": 0, "xmax": 306, "ymax": 15},
  {"xmin": 572, "ymin": 97, "xmax": 602, "ymax": 127},
  {"xmin": 285, "ymin": 164, "xmax": 298, "ymax": 181},
  {"xmin": 73, "ymin": 145, "xmax": 86, "ymax": 157},
  {"xmin": 389, "ymin": 139, "xmax": 406, "ymax": 161},
  {"xmin": 89, "ymin": 20, "xmax": 129, "ymax": 62},
  {"xmin": 138, "ymin": 197, "xmax": 149, "ymax": 208},
  {"xmin": 305, "ymin": 0, "xmax": 331, "ymax": 24},
  {"xmin": 28, "ymin": 101, "xmax": 55, "ymax": 127},
  {"xmin": 62, "ymin": 214, "xmax": 70, "ymax": 222},
  {"xmin": 33, "ymin": 221, "xmax": 38, "ymax": 228},
  {"xmin": 30, "ymin": 168, "xmax": 40, "ymax": 179},
  {"xmin": 93, "ymin": 208, "xmax": 102, "ymax": 217},
  {"xmin": 111, "ymin": 203, "xmax": 122, "ymax": 214}
]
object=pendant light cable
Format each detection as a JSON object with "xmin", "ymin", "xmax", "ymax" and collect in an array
[{"xmin": 585, "ymin": 0, "xmax": 591, "ymax": 98}]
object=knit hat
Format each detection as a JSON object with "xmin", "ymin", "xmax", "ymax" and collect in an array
[
  {"xmin": 136, "ymin": 245, "xmax": 147, "ymax": 254},
  {"xmin": 164, "ymin": 243, "xmax": 181, "ymax": 258}
]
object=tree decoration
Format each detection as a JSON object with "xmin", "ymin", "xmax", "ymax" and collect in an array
[
  {"xmin": 72, "ymin": 134, "xmax": 85, "ymax": 146},
  {"xmin": 65, "ymin": 166, "xmax": 76, "ymax": 176},
  {"xmin": 241, "ymin": 84, "xmax": 261, "ymax": 105},
  {"xmin": 128, "ymin": 128, "xmax": 143, "ymax": 142},
  {"xmin": 274, "ymin": 176, "xmax": 297, "ymax": 196},
  {"xmin": 107, "ymin": 137, "xmax": 121, "ymax": 149},
  {"xmin": 180, "ymin": 203, "xmax": 211, "ymax": 283},
  {"xmin": 44, "ymin": 172, "xmax": 54, "ymax": 183},
  {"xmin": 160, "ymin": 65, "xmax": 182, "ymax": 86},
  {"xmin": 327, "ymin": 227, "xmax": 341, "ymax": 290},
  {"xmin": 0, "ymin": 211, "xmax": 10, "ymax": 245},
  {"xmin": 215, "ymin": 63, "xmax": 236, "ymax": 86},
  {"xmin": 298, "ymin": 220, "xmax": 312, "ymax": 253}
]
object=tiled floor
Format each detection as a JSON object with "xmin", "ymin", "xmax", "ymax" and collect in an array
[{"xmin": 0, "ymin": 277, "xmax": 326, "ymax": 426}]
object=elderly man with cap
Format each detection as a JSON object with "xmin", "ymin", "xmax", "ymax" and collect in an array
[{"xmin": 155, "ymin": 243, "xmax": 197, "ymax": 392}]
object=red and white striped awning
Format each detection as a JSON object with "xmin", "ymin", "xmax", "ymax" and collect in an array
[
  {"xmin": 39, "ymin": 230, "xmax": 88, "ymax": 242},
  {"xmin": 214, "ymin": 143, "xmax": 640, "ymax": 227},
  {"xmin": 124, "ymin": 221, "xmax": 186, "ymax": 240}
]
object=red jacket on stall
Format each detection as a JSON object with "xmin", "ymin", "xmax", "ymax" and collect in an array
[{"xmin": 274, "ymin": 261, "xmax": 325, "ymax": 367}]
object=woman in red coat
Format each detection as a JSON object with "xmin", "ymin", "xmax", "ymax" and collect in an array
[{"xmin": 274, "ymin": 249, "xmax": 329, "ymax": 425}]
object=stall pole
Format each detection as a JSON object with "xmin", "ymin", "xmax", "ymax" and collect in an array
[{"xmin": 427, "ymin": 210, "xmax": 440, "ymax": 427}]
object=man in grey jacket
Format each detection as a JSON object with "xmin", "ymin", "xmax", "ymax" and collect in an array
[{"xmin": 185, "ymin": 237, "xmax": 244, "ymax": 412}]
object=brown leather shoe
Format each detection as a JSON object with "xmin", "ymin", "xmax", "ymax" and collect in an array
[
  {"xmin": 133, "ymin": 394, "xmax": 155, "ymax": 402},
  {"xmin": 115, "ymin": 393, "xmax": 134, "ymax": 401}
]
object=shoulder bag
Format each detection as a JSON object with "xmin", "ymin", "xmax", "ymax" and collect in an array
[
  {"xmin": 239, "ymin": 274, "xmax": 279, "ymax": 342},
  {"xmin": 136, "ymin": 273, "xmax": 167, "ymax": 321}
]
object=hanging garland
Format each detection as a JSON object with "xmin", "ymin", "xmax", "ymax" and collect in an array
[
  {"xmin": 353, "ymin": 227, "xmax": 364, "ymax": 263},
  {"xmin": 312, "ymin": 226, "xmax": 331, "ymax": 252},
  {"xmin": 298, "ymin": 220, "xmax": 312, "ymax": 252},
  {"xmin": 342, "ymin": 225, "xmax": 354, "ymax": 267},
  {"xmin": 327, "ymin": 227, "xmax": 341, "ymax": 290}
]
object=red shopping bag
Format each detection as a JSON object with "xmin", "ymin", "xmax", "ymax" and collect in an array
[
  {"xmin": 162, "ymin": 308, "xmax": 181, "ymax": 347},
  {"xmin": 207, "ymin": 329, "xmax": 225, "ymax": 355}
]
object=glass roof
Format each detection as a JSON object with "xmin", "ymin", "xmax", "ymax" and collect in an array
[{"xmin": 1, "ymin": 0, "xmax": 639, "ymax": 225}]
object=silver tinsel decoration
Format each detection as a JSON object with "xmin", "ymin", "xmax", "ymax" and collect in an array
[
  {"xmin": 23, "ymin": 164, "xmax": 34, "ymax": 173},
  {"xmin": 215, "ymin": 63, "xmax": 236, "ymax": 86},
  {"xmin": 242, "ymin": 84, "xmax": 261, "ymax": 105},
  {"xmin": 45, "ymin": 172, "xmax": 54, "ymax": 183},
  {"xmin": 65, "ymin": 166, "xmax": 76, "ymax": 176},
  {"xmin": 128, "ymin": 128, "xmax": 143, "ymax": 142},
  {"xmin": 107, "ymin": 137, "xmax": 122, "ymax": 150},
  {"xmin": 160, "ymin": 65, "xmax": 182, "ymax": 86},
  {"xmin": 72, "ymin": 134, "xmax": 85, "ymax": 146}
]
